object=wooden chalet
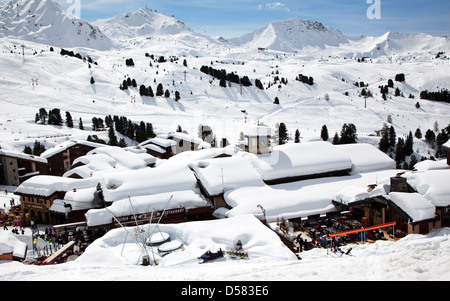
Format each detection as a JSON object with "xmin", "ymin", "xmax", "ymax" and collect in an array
[{"xmin": 333, "ymin": 174, "xmax": 441, "ymax": 236}]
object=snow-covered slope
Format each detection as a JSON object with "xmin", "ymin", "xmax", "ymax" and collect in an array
[
  {"xmin": 230, "ymin": 18, "xmax": 348, "ymax": 52},
  {"xmin": 0, "ymin": 0, "xmax": 112, "ymax": 50}
]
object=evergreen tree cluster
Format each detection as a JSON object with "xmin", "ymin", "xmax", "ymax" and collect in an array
[
  {"xmin": 395, "ymin": 73, "xmax": 405, "ymax": 82},
  {"xmin": 60, "ymin": 48, "xmax": 97, "ymax": 65},
  {"xmin": 23, "ymin": 141, "xmax": 46, "ymax": 156},
  {"xmin": 35, "ymin": 108, "xmax": 74, "ymax": 127},
  {"xmin": 120, "ymin": 77, "xmax": 137, "ymax": 90},
  {"xmin": 110, "ymin": 115, "xmax": 156, "ymax": 144},
  {"xmin": 125, "ymin": 58, "xmax": 135, "ymax": 67},
  {"xmin": 296, "ymin": 74, "xmax": 314, "ymax": 86},
  {"xmin": 420, "ymin": 89, "xmax": 450, "ymax": 103},
  {"xmin": 199, "ymin": 65, "xmax": 260, "ymax": 89}
]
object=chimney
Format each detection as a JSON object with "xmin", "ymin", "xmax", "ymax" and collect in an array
[{"xmin": 390, "ymin": 173, "xmax": 409, "ymax": 193}]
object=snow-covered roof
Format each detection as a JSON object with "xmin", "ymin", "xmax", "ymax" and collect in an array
[
  {"xmin": 335, "ymin": 143, "xmax": 396, "ymax": 173},
  {"xmin": 166, "ymin": 132, "xmax": 204, "ymax": 145},
  {"xmin": 15, "ymin": 175, "xmax": 98, "ymax": 197},
  {"xmin": 414, "ymin": 159, "xmax": 449, "ymax": 171},
  {"xmin": 334, "ymin": 184, "xmax": 388, "ymax": 205},
  {"xmin": 40, "ymin": 140, "xmax": 105, "ymax": 159},
  {"xmin": 245, "ymin": 126, "xmax": 273, "ymax": 137},
  {"xmin": 248, "ymin": 141, "xmax": 352, "ymax": 182},
  {"xmin": 189, "ymin": 156, "xmax": 265, "ymax": 196},
  {"xmin": 0, "ymin": 149, "xmax": 47, "ymax": 164},
  {"xmin": 89, "ymin": 146, "xmax": 155, "ymax": 170},
  {"xmin": 388, "ymin": 192, "xmax": 436, "ymax": 223},
  {"xmin": 405, "ymin": 170, "xmax": 450, "ymax": 207},
  {"xmin": 145, "ymin": 137, "xmax": 177, "ymax": 148},
  {"xmin": 224, "ymin": 169, "xmax": 399, "ymax": 222},
  {"xmin": 85, "ymin": 189, "xmax": 207, "ymax": 227}
]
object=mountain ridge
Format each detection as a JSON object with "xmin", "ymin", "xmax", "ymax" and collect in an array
[
  {"xmin": 1, "ymin": 0, "xmax": 448, "ymax": 57},
  {"xmin": 0, "ymin": 0, "xmax": 112, "ymax": 50}
]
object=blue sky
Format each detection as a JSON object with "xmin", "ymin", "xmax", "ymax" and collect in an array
[{"xmin": 51, "ymin": 0, "xmax": 450, "ymax": 38}]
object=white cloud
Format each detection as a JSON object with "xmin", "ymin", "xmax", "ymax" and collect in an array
[{"xmin": 258, "ymin": 2, "xmax": 290, "ymax": 12}]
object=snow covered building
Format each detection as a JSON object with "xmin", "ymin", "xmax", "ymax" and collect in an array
[
  {"xmin": 83, "ymin": 147, "xmax": 238, "ymax": 229},
  {"xmin": 41, "ymin": 140, "xmax": 106, "ymax": 177},
  {"xmin": 0, "ymin": 148, "xmax": 48, "ymax": 186},
  {"xmin": 245, "ymin": 126, "xmax": 273, "ymax": 154},
  {"xmin": 139, "ymin": 132, "xmax": 207, "ymax": 159},
  {"xmin": 15, "ymin": 175, "xmax": 99, "ymax": 224},
  {"xmin": 334, "ymin": 168, "xmax": 450, "ymax": 235}
]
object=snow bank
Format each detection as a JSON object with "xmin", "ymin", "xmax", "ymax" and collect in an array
[
  {"xmin": 0, "ymin": 231, "xmax": 27, "ymax": 260},
  {"xmin": 77, "ymin": 214, "xmax": 297, "ymax": 267}
]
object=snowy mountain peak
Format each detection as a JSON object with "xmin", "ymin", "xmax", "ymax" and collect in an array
[
  {"xmin": 93, "ymin": 8, "xmax": 192, "ymax": 40},
  {"xmin": 231, "ymin": 17, "xmax": 348, "ymax": 52},
  {"xmin": 0, "ymin": 0, "xmax": 112, "ymax": 50}
]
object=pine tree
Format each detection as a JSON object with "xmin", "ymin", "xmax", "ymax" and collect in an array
[
  {"xmin": 38, "ymin": 108, "xmax": 48, "ymax": 124},
  {"xmin": 379, "ymin": 129, "xmax": 390, "ymax": 153},
  {"xmin": 23, "ymin": 145, "xmax": 32, "ymax": 155},
  {"xmin": 278, "ymin": 123, "xmax": 288, "ymax": 145},
  {"xmin": 108, "ymin": 126, "xmax": 118, "ymax": 146},
  {"xmin": 48, "ymin": 109, "xmax": 63, "ymax": 126},
  {"xmin": 79, "ymin": 118, "xmax": 84, "ymax": 130},
  {"xmin": 175, "ymin": 91, "xmax": 180, "ymax": 102},
  {"xmin": 425, "ymin": 129, "xmax": 436, "ymax": 145},
  {"xmin": 321, "ymin": 125, "xmax": 329, "ymax": 141},
  {"xmin": 295, "ymin": 129, "xmax": 300, "ymax": 143},
  {"xmin": 90, "ymin": 76, "xmax": 95, "ymax": 84},
  {"xmin": 388, "ymin": 126, "xmax": 396, "ymax": 150},
  {"xmin": 32, "ymin": 140, "xmax": 46, "ymax": 156},
  {"xmin": 126, "ymin": 120, "xmax": 135, "ymax": 140},
  {"xmin": 404, "ymin": 131, "xmax": 414, "ymax": 156},
  {"xmin": 146, "ymin": 123, "xmax": 156, "ymax": 138},
  {"xmin": 395, "ymin": 138, "xmax": 406, "ymax": 163},
  {"xmin": 414, "ymin": 128, "xmax": 422, "ymax": 139},
  {"xmin": 332, "ymin": 132, "xmax": 340, "ymax": 145},
  {"xmin": 118, "ymin": 138, "xmax": 127, "ymax": 148},
  {"xmin": 65, "ymin": 112, "xmax": 73, "ymax": 128},
  {"xmin": 156, "ymin": 83, "xmax": 164, "ymax": 96},
  {"xmin": 339, "ymin": 123, "xmax": 358, "ymax": 144}
]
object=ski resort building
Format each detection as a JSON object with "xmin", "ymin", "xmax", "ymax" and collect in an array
[
  {"xmin": 0, "ymin": 148, "xmax": 48, "ymax": 186},
  {"xmin": 245, "ymin": 126, "xmax": 273, "ymax": 155},
  {"xmin": 41, "ymin": 140, "xmax": 106, "ymax": 177},
  {"xmin": 139, "ymin": 132, "xmax": 207, "ymax": 159}
]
